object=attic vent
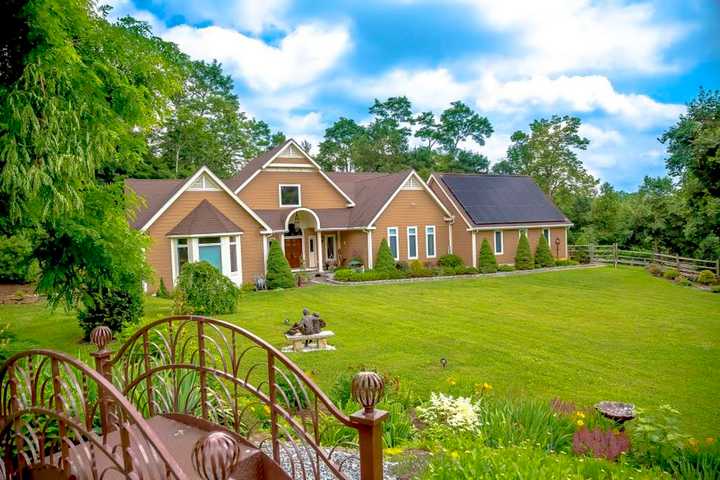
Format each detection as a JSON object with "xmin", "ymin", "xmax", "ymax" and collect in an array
[
  {"xmin": 189, "ymin": 174, "xmax": 220, "ymax": 191},
  {"xmin": 281, "ymin": 143, "xmax": 303, "ymax": 158},
  {"xmin": 402, "ymin": 176, "xmax": 423, "ymax": 190}
]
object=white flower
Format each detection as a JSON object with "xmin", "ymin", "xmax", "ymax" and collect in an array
[{"xmin": 417, "ymin": 392, "xmax": 482, "ymax": 432}]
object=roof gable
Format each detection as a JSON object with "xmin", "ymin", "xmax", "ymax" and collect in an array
[
  {"xmin": 167, "ymin": 199, "xmax": 244, "ymax": 237},
  {"xmin": 227, "ymin": 139, "xmax": 355, "ymax": 206},
  {"xmin": 438, "ymin": 174, "xmax": 570, "ymax": 227},
  {"xmin": 128, "ymin": 166, "xmax": 272, "ymax": 233}
]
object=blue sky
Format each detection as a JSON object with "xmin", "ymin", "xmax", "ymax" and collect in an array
[{"xmin": 110, "ymin": 0, "xmax": 719, "ymax": 191}]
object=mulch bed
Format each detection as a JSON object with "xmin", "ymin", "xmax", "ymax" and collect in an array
[{"xmin": 0, "ymin": 283, "xmax": 43, "ymax": 304}]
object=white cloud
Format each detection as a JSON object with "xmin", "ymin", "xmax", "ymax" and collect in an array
[
  {"xmin": 164, "ymin": 23, "xmax": 351, "ymax": 92},
  {"xmin": 578, "ymin": 124, "xmax": 623, "ymax": 148},
  {"xmin": 143, "ymin": 0, "xmax": 288, "ymax": 34},
  {"xmin": 476, "ymin": 73, "xmax": 684, "ymax": 128},
  {"xmin": 457, "ymin": 0, "xmax": 690, "ymax": 75},
  {"xmin": 347, "ymin": 68, "xmax": 470, "ymax": 111}
]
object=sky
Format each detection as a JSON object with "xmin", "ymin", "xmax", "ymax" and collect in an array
[{"xmin": 108, "ymin": 0, "xmax": 719, "ymax": 191}]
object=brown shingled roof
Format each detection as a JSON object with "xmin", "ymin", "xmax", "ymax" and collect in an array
[
  {"xmin": 225, "ymin": 139, "xmax": 293, "ymax": 191},
  {"xmin": 327, "ymin": 170, "xmax": 411, "ymax": 226},
  {"xmin": 126, "ymin": 178, "xmax": 185, "ymax": 229},
  {"xmin": 167, "ymin": 199, "xmax": 244, "ymax": 236}
]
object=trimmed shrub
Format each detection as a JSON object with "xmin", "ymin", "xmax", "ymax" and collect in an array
[
  {"xmin": 478, "ymin": 238, "xmax": 498, "ymax": 273},
  {"xmin": 173, "ymin": 261, "xmax": 240, "ymax": 315},
  {"xmin": 696, "ymin": 270, "xmax": 716, "ymax": 285},
  {"xmin": 333, "ymin": 268, "xmax": 353, "ymax": 281},
  {"xmin": 156, "ymin": 277, "xmax": 170, "ymax": 298},
  {"xmin": 676, "ymin": 276, "xmax": 692, "ymax": 287},
  {"xmin": 514, "ymin": 233, "xmax": 534, "ymax": 270},
  {"xmin": 78, "ymin": 287, "xmax": 143, "ymax": 340},
  {"xmin": 645, "ymin": 263, "xmax": 664, "ymax": 277},
  {"xmin": 663, "ymin": 268, "xmax": 680, "ymax": 280},
  {"xmin": 555, "ymin": 259, "xmax": 579, "ymax": 267},
  {"xmin": 409, "ymin": 260, "xmax": 433, "ymax": 278},
  {"xmin": 375, "ymin": 238, "xmax": 397, "ymax": 274},
  {"xmin": 711, "ymin": 285, "xmax": 720, "ymax": 293},
  {"xmin": 396, "ymin": 261, "xmax": 409, "ymax": 272},
  {"xmin": 266, "ymin": 240, "xmax": 294, "ymax": 289},
  {"xmin": 498, "ymin": 264, "xmax": 515, "ymax": 272},
  {"xmin": 0, "ymin": 233, "xmax": 39, "ymax": 283},
  {"xmin": 534, "ymin": 235, "xmax": 555, "ymax": 268},
  {"xmin": 438, "ymin": 254, "xmax": 463, "ymax": 268}
]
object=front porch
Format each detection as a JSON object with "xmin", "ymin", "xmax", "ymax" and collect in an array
[{"xmin": 274, "ymin": 209, "xmax": 342, "ymax": 272}]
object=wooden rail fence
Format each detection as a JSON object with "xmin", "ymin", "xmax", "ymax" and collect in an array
[{"xmin": 568, "ymin": 244, "xmax": 720, "ymax": 277}]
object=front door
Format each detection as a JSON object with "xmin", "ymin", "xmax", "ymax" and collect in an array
[{"xmin": 284, "ymin": 238, "xmax": 303, "ymax": 268}]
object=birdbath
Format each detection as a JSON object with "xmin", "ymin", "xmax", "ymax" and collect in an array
[{"xmin": 595, "ymin": 401, "xmax": 635, "ymax": 429}]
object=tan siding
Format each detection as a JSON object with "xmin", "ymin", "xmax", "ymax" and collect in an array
[
  {"xmin": 237, "ymin": 170, "xmax": 348, "ymax": 210},
  {"xmin": 338, "ymin": 230, "xmax": 368, "ymax": 267},
  {"xmin": 428, "ymin": 179, "xmax": 473, "ymax": 266},
  {"xmin": 488, "ymin": 227, "xmax": 568, "ymax": 264},
  {"xmin": 145, "ymin": 191, "xmax": 265, "ymax": 291},
  {"xmin": 373, "ymin": 190, "xmax": 450, "ymax": 265}
]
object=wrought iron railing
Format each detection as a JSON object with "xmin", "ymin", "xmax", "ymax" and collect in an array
[
  {"xmin": 0, "ymin": 316, "xmax": 387, "ymax": 480},
  {"xmin": 0, "ymin": 349, "xmax": 185, "ymax": 479},
  {"xmin": 103, "ymin": 315, "xmax": 387, "ymax": 480}
]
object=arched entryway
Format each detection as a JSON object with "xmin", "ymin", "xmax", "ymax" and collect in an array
[{"xmin": 283, "ymin": 208, "xmax": 322, "ymax": 271}]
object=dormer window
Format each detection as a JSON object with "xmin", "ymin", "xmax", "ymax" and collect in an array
[
  {"xmin": 279, "ymin": 184, "xmax": 301, "ymax": 207},
  {"xmin": 188, "ymin": 174, "xmax": 220, "ymax": 191}
]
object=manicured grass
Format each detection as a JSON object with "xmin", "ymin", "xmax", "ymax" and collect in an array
[{"xmin": 3, "ymin": 267, "xmax": 719, "ymax": 436}]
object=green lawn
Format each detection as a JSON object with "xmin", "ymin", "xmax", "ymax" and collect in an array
[{"xmin": 3, "ymin": 266, "xmax": 719, "ymax": 436}]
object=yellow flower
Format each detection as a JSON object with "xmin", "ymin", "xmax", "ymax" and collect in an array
[
  {"xmin": 450, "ymin": 451, "xmax": 460, "ymax": 460},
  {"xmin": 575, "ymin": 411, "xmax": 585, "ymax": 419},
  {"xmin": 447, "ymin": 377, "xmax": 457, "ymax": 386},
  {"xmin": 706, "ymin": 437, "xmax": 716, "ymax": 445},
  {"xmin": 483, "ymin": 382, "xmax": 493, "ymax": 391},
  {"xmin": 576, "ymin": 419, "xmax": 584, "ymax": 427},
  {"xmin": 688, "ymin": 438, "xmax": 699, "ymax": 448},
  {"xmin": 384, "ymin": 447, "xmax": 405, "ymax": 456},
  {"xmin": 263, "ymin": 405, "xmax": 271, "ymax": 415}
]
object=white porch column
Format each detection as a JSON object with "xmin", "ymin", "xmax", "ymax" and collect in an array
[
  {"xmin": 471, "ymin": 231, "xmax": 477, "ymax": 268},
  {"xmin": 367, "ymin": 230, "xmax": 374, "ymax": 269},
  {"xmin": 448, "ymin": 221, "xmax": 454, "ymax": 254},
  {"xmin": 170, "ymin": 239, "xmax": 178, "ymax": 286},
  {"xmin": 190, "ymin": 238, "xmax": 199, "ymax": 263},
  {"xmin": 280, "ymin": 233, "xmax": 285, "ymax": 253},
  {"xmin": 316, "ymin": 231, "xmax": 323, "ymax": 272},
  {"xmin": 262, "ymin": 234, "xmax": 269, "ymax": 274}
]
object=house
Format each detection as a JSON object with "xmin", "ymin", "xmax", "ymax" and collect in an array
[
  {"xmin": 126, "ymin": 139, "xmax": 570, "ymax": 291},
  {"xmin": 427, "ymin": 173, "xmax": 572, "ymax": 268}
]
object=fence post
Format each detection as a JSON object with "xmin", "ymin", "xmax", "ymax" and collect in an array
[
  {"xmin": 90, "ymin": 326, "xmax": 114, "ymax": 436},
  {"xmin": 676, "ymin": 254, "xmax": 680, "ymax": 270},
  {"xmin": 716, "ymin": 259, "xmax": 719, "ymax": 276},
  {"xmin": 351, "ymin": 372, "xmax": 388, "ymax": 480},
  {"xmin": 589, "ymin": 244, "xmax": 595, "ymax": 263},
  {"xmin": 613, "ymin": 243, "xmax": 618, "ymax": 268}
]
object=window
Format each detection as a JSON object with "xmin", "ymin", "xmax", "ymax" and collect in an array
[
  {"xmin": 407, "ymin": 226, "xmax": 418, "ymax": 260},
  {"xmin": 176, "ymin": 239, "xmax": 189, "ymax": 270},
  {"xmin": 326, "ymin": 236, "xmax": 336, "ymax": 260},
  {"xmin": 230, "ymin": 237, "xmax": 239, "ymax": 273},
  {"xmin": 198, "ymin": 237, "xmax": 222, "ymax": 270},
  {"xmin": 543, "ymin": 228, "xmax": 550, "ymax": 243},
  {"xmin": 189, "ymin": 174, "xmax": 220, "ymax": 191},
  {"xmin": 519, "ymin": 228, "xmax": 528, "ymax": 238},
  {"xmin": 279, "ymin": 184, "xmax": 301, "ymax": 207},
  {"xmin": 494, "ymin": 231, "xmax": 503, "ymax": 255},
  {"xmin": 387, "ymin": 227, "xmax": 399, "ymax": 260},
  {"xmin": 425, "ymin": 226, "xmax": 436, "ymax": 258},
  {"xmin": 402, "ymin": 176, "xmax": 423, "ymax": 190}
]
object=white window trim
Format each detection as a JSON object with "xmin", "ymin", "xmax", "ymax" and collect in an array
[
  {"xmin": 543, "ymin": 228, "xmax": 550, "ymax": 243},
  {"xmin": 387, "ymin": 227, "xmax": 399, "ymax": 261},
  {"xmin": 407, "ymin": 226, "xmax": 418, "ymax": 260},
  {"xmin": 425, "ymin": 225, "xmax": 436, "ymax": 258},
  {"xmin": 188, "ymin": 174, "xmax": 220, "ymax": 191},
  {"xmin": 494, "ymin": 230, "xmax": 504, "ymax": 255},
  {"xmin": 279, "ymin": 184, "xmax": 301, "ymax": 208},
  {"xmin": 324, "ymin": 233, "xmax": 337, "ymax": 261}
]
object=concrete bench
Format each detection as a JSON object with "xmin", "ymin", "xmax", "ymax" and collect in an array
[{"xmin": 283, "ymin": 330, "xmax": 335, "ymax": 353}]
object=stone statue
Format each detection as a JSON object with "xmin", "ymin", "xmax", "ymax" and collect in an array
[{"xmin": 286, "ymin": 308, "xmax": 326, "ymax": 339}]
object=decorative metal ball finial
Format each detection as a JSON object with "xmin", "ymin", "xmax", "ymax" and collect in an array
[
  {"xmin": 90, "ymin": 326, "xmax": 113, "ymax": 352},
  {"xmin": 192, "ymin": 431, "xmax": 242, "ymax": 480},
  {"xmin": 352, "ymin": 371, "xmax": 384, "ymax": 414}
]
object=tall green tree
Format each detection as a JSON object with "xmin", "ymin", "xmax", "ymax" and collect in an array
[
  {"xmin": 316, "ymin": 118, "xmax": 363, "ymax": 171},
  {"xmin": 493, "ymin": 116, "xmax": 596, "ymax": 211}
]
